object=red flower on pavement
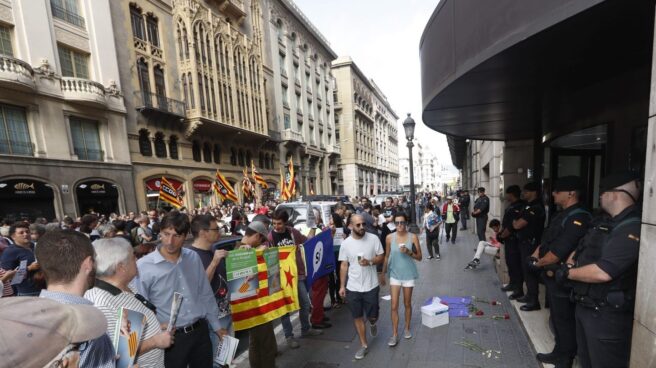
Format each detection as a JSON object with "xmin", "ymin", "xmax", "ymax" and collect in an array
[
  {"xmin": 475, "ymin": 310, "xmax": 484, "ymax": 316},
  {"xmin": 504, "ymin": 313, "xmax": 510, "ymax": 320}
]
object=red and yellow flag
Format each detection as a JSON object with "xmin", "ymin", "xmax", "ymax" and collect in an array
[
  {"xmin": 159, "ymin": 177, "xmax": 183, "ymax": 208},
  {"xmin": 213, "ymin": 169, "xmax": 238, "ymax": 202},
  {"xmin": 286, "ymin": 157, "xmax": 296, "ymax": 198},
  {"xmin": 251, "ymin": 161, "xmax": 268, "ymax": 189},
  {"xmin": 242, "ymin": 168, "xmax": 253, "ymax": 200},
  {"xmin": 279, "ymin": 167, "xmax": 288, "ymax": 201},
  {"xmin": 231, "ymin": 246, "xmax": 300, "ymax": 331}
]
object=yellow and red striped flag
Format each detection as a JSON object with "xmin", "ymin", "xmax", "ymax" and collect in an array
[
  {"xmin": 251, "ymin": 161, "xmax": 268, "ymax": 189},
  {"xmin": 231, "ymin": 246, "xmax": 300, "ymax": 331},
  {"xmin": 159, "ymin": 177, "xmax": 183, "ymax": 208},
  {"xmin": 213, "ymin": 169, "xmax": 238, "ymax": 202},
  {"xmin": 242, "ymin": 168, "xmax": 253, "ymax": 200},
  {"xmin": 287, "ymin": 158, "xmax": 296, "ymax": 198},
  {"xmin": 279, "ymin": 167, "xmax": 288, "ymax": 201}
]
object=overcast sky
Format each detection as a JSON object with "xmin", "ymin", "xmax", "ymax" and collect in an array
[{"xmin": 293, "ymin": 0, "xmax": 455, "ymax": 170}]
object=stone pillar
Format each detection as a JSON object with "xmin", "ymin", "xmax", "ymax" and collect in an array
[{"xmin": 629, "ymin": 8, "xmax": 656, "ymax": 365}]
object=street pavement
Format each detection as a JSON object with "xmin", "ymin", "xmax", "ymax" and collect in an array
[{"xmin": 235, "ymin": 228, "xmax": 539, "ymax": 368}]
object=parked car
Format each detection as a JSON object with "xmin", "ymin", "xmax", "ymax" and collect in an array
[
  {"xmin": 372, "ymin": 193, "xmax": 404, "ymax": 206},
  {"xmin": 275, "ymin": 201, "xmax": 356, "ymax": 230}
]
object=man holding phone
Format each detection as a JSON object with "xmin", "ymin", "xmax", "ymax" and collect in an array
[{"xmin": 338, "ymin": 214, "xmax": 385, "ymax": 360}]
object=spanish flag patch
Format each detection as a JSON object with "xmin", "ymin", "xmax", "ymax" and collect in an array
[
  {"xmin": 628, "ymin": 234, "xmax": 640, "ymax": 241},
  {"xmin": 573, "ymin": 220, "xmax": 582, "ymax": 226}
]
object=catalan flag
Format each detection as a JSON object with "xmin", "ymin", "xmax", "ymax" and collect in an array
[
  {"xmin": 213, "ymin": 169, "xmax": 238, "ymax": 203},
  {"xmin": 242, "ymin": 168, "xmax": 253, "ymax": 201},
  {"xmin": 231, "ymin": 246, "xmax": 300, "ymax": 331},
  {"xmin": 251, "ymin": 161, "xmax": 268, "ymax": 189},
  {"xmin": 279, "ymin": 167, "xmax": 288, "ymax": 201},
  {"xmin": 159, "ymin": 177, "xmax": 183, "ymax": 208},
  {"xmin": 287, "ymin": 157, "xmax": 296, "ymax": 198}
]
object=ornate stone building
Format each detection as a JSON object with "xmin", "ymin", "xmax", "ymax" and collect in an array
[
  {"xmin": 109, "ymin": 0, "xmax": 277, "ymax": 209},
  {"xmin": 261, "ymin": 0, "xmax": 340, "ymax": 196},
  {"xmin": 0, "ymin": 0, "xmax": 134, "ymax": 220},
  {"xmin": 332, "ymin": 56, "xmax": 399, "ymax": 197}
]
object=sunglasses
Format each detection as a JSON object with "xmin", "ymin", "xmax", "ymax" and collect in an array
[
  {"xmin": 353, "ymin": 223, "xmax": 365, "ymax": 228},
  {"xmin": 394, "ymin": 221, "xmax": 407, "ymax": 225}
]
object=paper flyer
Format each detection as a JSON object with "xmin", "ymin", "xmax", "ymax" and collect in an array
[
  {"xmin": 333, "ymin": 227, "xmax": 344, "ymax": 246},
  {"xmin": 264, "ymin": 247, "xmax": 281, "ymax": 294},
  {"xmin": 214, "ymin": 335, "xmax": 240, "ymax": 365},
  {"xmin": 167, "ymin": 292, "xmax": 183, "ymax": 332},
  {"xmin": 226, "ymin": 249, "xmax": 258, "ymax": 301},
  {"xmin": 113, "ymin": 308, "xmax": 146, "ymax": 368},
  {"xmin": 10, "ymin": 260, "xmax": 27, "ymax": 285}
]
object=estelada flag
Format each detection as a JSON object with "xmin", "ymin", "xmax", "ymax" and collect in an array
[
  {"xmin": 287, "ymin": 158, "xmax": 296, "ymax": 197},
  {"xmin": 251, "ymin": 161, "xmax": 268, "ymax": 189},
  {"xmin": 159, "ymin": 177, "xmax": 182, "ymax": 208},
  {"xmin": 242, "ymin": 168, "xmax": 253, "ymax": 200},
  {"xmin": 231, "ymin": 246, "xmax": 300, "ymax": 331},
  {"xmin": 279, "ymin": 167, "xmax": 288, "ymax": 201},
  {"xmin": 213, "ymin": 169, "xmax": 238, "ymax": 202}
]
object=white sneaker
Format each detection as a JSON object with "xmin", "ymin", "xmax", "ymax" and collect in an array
[
  {"xmin": 404, "ymin": 330, "xmax": 412, "ymax": 339},
  {"xmin": 388, "ymin": 335, "xmax": 398, "ymax": 347},
  {"xmin": 355, "ymin": 346, "xmax": 368, "ymax": 359}
]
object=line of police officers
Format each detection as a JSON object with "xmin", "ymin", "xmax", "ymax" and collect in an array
[{"xmin": 497, "ymin": 172, "xmax": 642, "ymax": 368}]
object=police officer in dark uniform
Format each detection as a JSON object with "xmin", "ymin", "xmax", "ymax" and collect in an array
[
  {"xmin": 513, "ymin": 182, "xmax": 546, "ymax": 311},
  {"xmin": 556, "ymin": 172, "xmax": 642, "ymax": 368},
  {"xmin": 459, "ymin": 190, "xmax": 471, "ymax": 230},
  {"xmin": 498, "ymin": 185, "xmax": 526, "ymax": 299},
  {"xmin": 529, "ymin": 176, "xmax": 591, "ymax": 367},
  {"xmin": 471, "ymin": 187, "xmax": 490, "ymax": 242}
]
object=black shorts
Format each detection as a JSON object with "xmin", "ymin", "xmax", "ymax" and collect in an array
[{"xmin": 346, "ymin": 286, "xmax": 380, "ymax": 320}]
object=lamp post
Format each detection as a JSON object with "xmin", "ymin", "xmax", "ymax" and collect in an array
[{"xmin": 403, "ymin": 113, "xmax": 419, "ymax": 233}]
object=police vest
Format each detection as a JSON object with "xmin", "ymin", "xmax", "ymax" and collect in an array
[
  {"xmin": 538, "ymin": 207, "xmax": 591, "ymax": 258},
  {"xmin": 572, "ymin": 216, "xmax": 641, "ymax": 303}
]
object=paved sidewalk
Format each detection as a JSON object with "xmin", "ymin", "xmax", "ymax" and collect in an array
[{"xmin": 235, "ymin": 228, "xmax": 539, "ymax": 368}]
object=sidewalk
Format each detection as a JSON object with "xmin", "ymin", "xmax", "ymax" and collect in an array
[{"xmin": 235, "ymin": 228, "xmax": 539, "ymax": 368}]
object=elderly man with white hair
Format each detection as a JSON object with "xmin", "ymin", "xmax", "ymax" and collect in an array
[{"xmin": 85, "ymin": 238, "xmax": 173, "ymax": 368}]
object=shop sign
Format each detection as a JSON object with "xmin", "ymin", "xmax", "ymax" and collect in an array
[
  {"xmin": 0, "ymin": 179, "xmax": 54, "ymax": 199},
  {"xmin": 193, "ymin": 179, "xmax": 212, "ymax": 192},
  {"xmin": 13, "ymin": 182, "xmax": 36, "ymax": 195},
  {"xmin": 145, "ymin": 177, "xmax": 183, "ymax": 191}
]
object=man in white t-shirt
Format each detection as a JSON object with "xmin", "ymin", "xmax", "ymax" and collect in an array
[{"xmin": 338, "ymin": 214, "xmax": 385, "ymax": 360}]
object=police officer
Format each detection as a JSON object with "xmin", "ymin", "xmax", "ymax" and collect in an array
[
  {"xmin": 556, "ymin": 171, "xmax": 641, "ymax": 368},
  {"xmin": 512, "ymin": 182, "xmax": 546, "ymax": 311},
  {"xmin": 498, "ymin": 185, "xmax": 526, "ymax": 299},
  {"xmin": 529, "ymin": 176, "xmax": 591, "ymax": 367},
  {"xmin": 459, "ymin": 190, "xmax": 471, "ymax": 230},
  {"xmin": 471, "ymin": 187, "xmax": 489, "ymax": 242}
]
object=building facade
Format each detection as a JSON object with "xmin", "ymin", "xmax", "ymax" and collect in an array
[
  {"xmin": 109, "ymin": 0, "xmax": 277, "ymax": 210},
  {"xmin": 0, "ymin": 0, "xmax": 134, "ymax": 220},
  {"xmin": 262, "ymin": 0, "xmax": 339, "ymax": 196},
  {"xmin": 332, "ymin": 56, "xmax": 399, "ymax": 197}
]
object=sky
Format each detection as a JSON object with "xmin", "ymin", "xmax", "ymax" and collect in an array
[{"xmin": 293, "ymin": 0, "xmax": 456, "ymax": 171}]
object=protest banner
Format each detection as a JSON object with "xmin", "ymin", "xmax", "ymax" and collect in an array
[{"xmin": 303, "ymin": 229, "xmax": 335, "ymax": 288}]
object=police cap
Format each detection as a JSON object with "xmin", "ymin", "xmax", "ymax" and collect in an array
[
  {"xmin": 523, "ymin": 182, "xmax": 539, "ymax": 192},
  {"xmin": 553, "ymin": 176, "xmax": 584, "ymax": 192},
  {"xmin": 600, "ymin": 171, "xmax": 640, "ymax": 192}
]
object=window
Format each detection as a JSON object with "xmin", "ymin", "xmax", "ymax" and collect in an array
[
  {"xmin": 203, "ymin": 143, "xmax": 212, "ymax": 163},
  {"xmin": 169, "ymin": 136, "xmax": 178, "ymax": 159},
  {"xmin": 238, "ymin": 149, "xmax": 245, "ymax": 166},
  {"xmin": 51, "ymin": 0, "xmax": 85, "ymax": 28},
  {"xmin": 154, "ymin": 65, "xmax": 166, "ymax": 108},
  {"xmin": 137, "ymin": 59, "xmax": 151, "ymax": 104},
  {"xmin": 192, "ymin": 141, "xmax": 201, "ymax": 162},
  {"xmin": 58, "ymin": 45, "xmax": 88, "ymax": 79},
  {"xmin": 270, "ymin": 154, "xmax": 275, "ymax": 169},
  {"xmin": 69, "ymin": 117, "xmax": 102, "ymax": 161},
  {"xmin": 283, "ymin": 113, "xmax": 290, "ymax": 129},
  {"xmin": 154, "ymin": 132, "xmax": 166, "ymax": 158},
  {"xmin": 259, "ymin": 153, "xmax": 265, "ymax": 169},
  {"xmin": 0, "ymin": 25, "xmax": 13, "ymax": 57},
  {"xmin": 146, "ymin": 15, "xmax": 159, "ymax": 47},
  {"xmin": 309, "ymin": 126, "xmax": 315, "ymax": 146},
  {"xmin": 282, "ymin": 85, "xmax": 289, "ymax": 107},
  {"xmin": 279, "ymin": 53, "xmax": 286, "ymax": 77},
  {"xmin": 138, "ymin": 129, "xmax": 152, "ymax": 156},
  {"xmin": 246, "ymin": 151, "xmax": 252, "ymax": 167},
  {"xmin": 129, "ymin": 4, "xmax": 145, "ymax": 40},
  {"xmin": 213, "ymin": 144, "xmax": 221, "ymax": 163},
  {"xmin": 230, "ymin": 148, "xmax": 237, "ymax": 165},
  {"xmin": 0, "ymin": 104, "xmax": 32, "ymax": 156}
]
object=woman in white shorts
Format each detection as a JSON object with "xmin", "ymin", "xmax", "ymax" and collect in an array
[{"xmin": 381, "ymin": 213, "xmax": 422, "ymax": 347}]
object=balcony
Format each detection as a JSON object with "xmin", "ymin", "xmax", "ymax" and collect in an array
[
  {"xmin": 50, "ymin": 2, "xmax": 85, "ymax": 28},
  {"xmin": 0, "ymin": 139, "xmax": 34, "ymax": 156},
  {"xmin": 281, "ymin": 129, "xmax": 304, "ymax": 145},
  {"xmin": 0, "ymin": 55, "xmax": 35, "ymax": 91},
  {"xmin": 74, "ymin": 148, "xmax": 103, "ymax": 161},
  {"xmin": 214, "ymin": 0, "xmax": 246, "ymax": 24},
  {"xmin": 135, "ymin": 91, "xmax": 186, "ymax": 123},
  {"xmin": 326, "ymin": 143, "xmax": 341, "ymax": 156},
  {"xmin": 61, "ymin": 77, "xmax": 106, "ymax": 107}
]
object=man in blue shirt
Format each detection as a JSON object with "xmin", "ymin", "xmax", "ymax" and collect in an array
[
  {"xmin": 135, "ymin": 211, "xmax": 226, "ymax": 368},
  {"xmin": 0, "ymin": 222, "xmax": 41, "ymax": 296}
]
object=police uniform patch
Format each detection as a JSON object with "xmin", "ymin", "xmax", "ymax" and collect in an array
[
  {"xmin": 573, "ymin": 220, "xmax": 582, "ymax": 226},
  {"xmin": 628, "ymin": 234, "xmax": 640, "ymax": 241}
]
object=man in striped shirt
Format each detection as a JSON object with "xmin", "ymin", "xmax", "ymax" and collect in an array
[
  {"xmin": 85, "ymin": 237, "xmax": 173, "ymax": 367},
  {"xmin": 36, "ymin": 229, "xmax": 116, "ymax": 368}
]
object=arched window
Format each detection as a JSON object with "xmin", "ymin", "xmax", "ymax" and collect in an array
[
  {"xmin": 192, "ymin": 141, "xmax": 201, "ymax": 162},
  {"xmin": 137, "ymin": 58, "xmax": 151, "ymax": 99},
  {"xmin": 130, "ymin": 4, "xmax": 145, "ymax": 40},
  {"xmin": 154, "ymin": 132, "xmax": 167, "ymax": 158},
  {"xmin": 213, "ymin": 144, "xmax": 221, "ymax": 163},
  {"xmin": 187, "ymin": 72, "xmax": 194, "ymax": 108},
  {"xmin": 238, "ymin": 149, "xmax": 244, "ymax": 167},
  {"xmin": 259, "ymin": 152, "xmax": 265, "ymax": 169},
  {"xmin": 246, "ymin": 151, "xmax": 251, "ymax": 167},
  {"xmin": 203, "ymin": 142, "xmax": 212, "ymax": 163},
  {"xmin": 139, "ymin": 129, "xmax": 152, "ymax": 156},
  {"xmin": 230, "ymin": 148, "xmax": 237, "ymax": 165},
  {"xmin": 182, "ymin": 74, "xmax": 189, "ymax": 109},
  {"xmin": 270, "ymin": 154, "xmax": 275, "ymax": 169},
  {"xmin": 169, "ymin": 136, "xmax": 178, "ymax": 159}
]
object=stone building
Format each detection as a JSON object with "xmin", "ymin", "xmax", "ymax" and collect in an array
[
  {"xmin": 332, "ymin": 56, "xmax": 399, "ymax": 197},
  {"xmin": 261, "ymin": 0, "xmax": 339, "ymax": 196},
  {"xmin": 0, "ymin": 0, "xmax": 134, "ymax": 220},
  {"xmin": 109, "ymin": 0, "xmax": 276, "ymax": 210}
]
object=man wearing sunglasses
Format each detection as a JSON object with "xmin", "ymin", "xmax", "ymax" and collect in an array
[
  {"xmin": 556, "ymin": 171, "xmax": 642, "ymax": 368},
  {"xmin": 338, "ymin": 214, "xmax": 385, "ymax": 360}
]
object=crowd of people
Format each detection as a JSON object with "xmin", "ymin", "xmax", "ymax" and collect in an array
[{"xmin": 0, "ymin": 172, "xmax": 641, "ymax": 368}]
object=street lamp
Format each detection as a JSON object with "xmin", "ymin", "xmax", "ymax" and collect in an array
[{"xmin": 402, "ymin": 113, "xmax": 419, "ymax": 233}]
